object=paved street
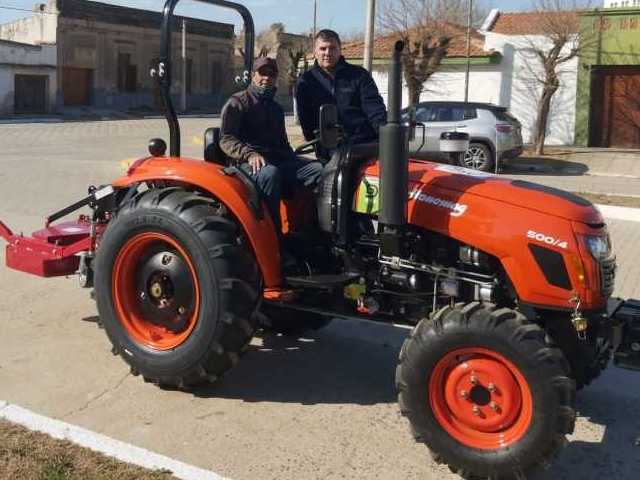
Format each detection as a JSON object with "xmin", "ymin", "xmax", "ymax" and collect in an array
[{"xmin": 1, "ymin": 119, "xmax": 640, "ymax": 480}]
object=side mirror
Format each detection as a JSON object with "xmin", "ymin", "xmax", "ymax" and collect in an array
[
  {"xmin": 439, "ymin": 132, "xmax": 470, "ymax": 153},
  {"xmin": 319, "ymin": 104, "xmax": 339, "ymax": 150}
]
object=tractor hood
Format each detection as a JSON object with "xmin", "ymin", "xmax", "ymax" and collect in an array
[{"xmin": 361, "ymin": 161, "xmax": 604, "ymax": 225}]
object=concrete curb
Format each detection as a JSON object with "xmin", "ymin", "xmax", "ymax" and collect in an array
[
  {"xmin": 0, "ymin": 401, "xmax": 226, "ymax": 480},
  {"xmin": 596, "ymin": 204, "xmax": 640, "ymax": 223}
]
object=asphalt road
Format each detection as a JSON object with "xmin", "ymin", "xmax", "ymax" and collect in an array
[{"xmin": 1, "ymin": 120, "xmax": 639, "ymax": 480}]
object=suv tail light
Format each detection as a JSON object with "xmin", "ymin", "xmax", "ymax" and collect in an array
[{"xmin": 496, "ymin": 124, "xmax": 513, "ymax": 133}]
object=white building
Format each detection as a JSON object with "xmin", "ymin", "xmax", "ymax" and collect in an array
[
  {"xmin": 0, "ymin": 39, "xmax": 57, "ymax": 115},
  {"xmin": 340, "ymin": 10, "xmax": 580, "ymax": 145},
  {"xmin": 605, "ymin": 0, "xmax": 640, "ymax": 7},
  {"xmin": 482, "ymin": 10, "xmax": 580, "ymax": 145}
]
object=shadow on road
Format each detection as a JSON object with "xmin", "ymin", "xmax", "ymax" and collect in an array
[
  {"xmin": 193, "ymin": 324, "xmax": 402, "ymax": 405},
  {"xmin": 532, "ymin": 367, "xmax": 640, "ymax": 480},
  {"xmin": 504, "ymin": 157, "xmax": 589, "ymax": 177}
]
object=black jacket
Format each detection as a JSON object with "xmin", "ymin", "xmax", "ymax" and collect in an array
[
  {"xmin": 220, "ymin": 86, "xmax": 295, "ymax": 164},
  {"xmin": 295, "ymin": 58, "xmax": 387, "ymax": 145}
]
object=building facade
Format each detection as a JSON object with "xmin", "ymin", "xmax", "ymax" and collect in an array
[
  {"xmin": 0, "ymin": 0, "xmax": 236, "ymax": 114},
  {"xmin": 482, "ymin": 11, "xmax": 580, "ymax": 146},
  {"xmin": 576, "ymin": 7, "xmax": 640, "ymax": 148},
  {"xmin": 0, "ymin": 39, "xmax": 57, "ymax": 115},
  {"xmin": 336, "ymin": 23, "xmax": 503, "ymax": 110}
]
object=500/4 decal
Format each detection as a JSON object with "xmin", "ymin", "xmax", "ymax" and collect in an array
[{"xmin": 527, "ymin": 230, "xmax": 568, "ymax": 249}]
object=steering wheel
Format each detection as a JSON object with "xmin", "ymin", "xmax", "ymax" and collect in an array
[{"xmin": 294, "ymin": 138, "xmax": 320, "ymax": 155}]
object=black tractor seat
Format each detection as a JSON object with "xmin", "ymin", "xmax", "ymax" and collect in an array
[{"xmin": 203, "ymin": 127, "xmax": 230, "ymax": 166}]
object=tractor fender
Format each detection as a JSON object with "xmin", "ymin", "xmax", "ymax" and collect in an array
[{"xmin": 111, "ymin": 157, "xmax": 282, "ymax": 288}]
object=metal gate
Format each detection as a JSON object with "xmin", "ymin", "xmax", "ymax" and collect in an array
[{"xmin": 14, "ymin": 74, "xmax": 47, "ymax": 114}]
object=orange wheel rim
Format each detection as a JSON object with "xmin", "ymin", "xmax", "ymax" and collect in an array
[
  {"xmin": 429, "ymin": 347, "xmax": 533, "ymax": 450},
  {"xmin": 112, "ymin": 232, "xmax": 200, "ymax": 351}
]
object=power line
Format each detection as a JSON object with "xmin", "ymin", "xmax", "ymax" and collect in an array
[{"xmin": 0, "ymin": 5, "xmax": 58, "ymax": 16}]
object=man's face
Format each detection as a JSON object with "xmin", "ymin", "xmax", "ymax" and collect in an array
[
  {"xmin": 252, "ymin": 67, "xmax": 277, "ymax": 88},
  {"xmin": 314, "ymin": 38, "xmax": 341, "ymax": 71}
]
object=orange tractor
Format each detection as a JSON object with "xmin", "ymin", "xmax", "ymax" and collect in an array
[{"xmin": 1, "ymin": 1, "xmax": 639, "ymax": 478}]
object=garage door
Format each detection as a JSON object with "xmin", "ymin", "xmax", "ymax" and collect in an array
[
  {"xmin": 14, "ymin": 74, "xmax": 47, "ymax": 114},
  {"xmin": 63, "ymin": 67, "xmax": 92, "ymax": 106},
  {"xmin": 590, "ymin": 66, "xmax": 640, "ymax": 149}
]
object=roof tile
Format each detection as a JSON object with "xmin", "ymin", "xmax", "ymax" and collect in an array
[
  {"xmin": 489, "ymin": 11, "xmax": 580, "ymax": 35},
  {"xmin": 338, "ymin": 23, "xmax": 493, "ymax": 60}
]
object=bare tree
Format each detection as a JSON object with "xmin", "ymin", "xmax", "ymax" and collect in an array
[
  {"xmin": 340, "ymin": 29, "xmax": 366, "ymax": 43},
  {"xmin": 378, "ymin": 0, "xmax": 486, "ymax": 108},
  {"xmin": 286, "ymin": 48, "xmax": 308, "ymax": 96},
  {"xmin": 526, "ymin": 0, "xmax": 592, "ymax": 155}
]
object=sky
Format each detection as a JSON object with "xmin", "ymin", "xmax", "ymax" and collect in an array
[{"xmin": 0, "ymin": 0, "xmax": 538, "ymax": 35}]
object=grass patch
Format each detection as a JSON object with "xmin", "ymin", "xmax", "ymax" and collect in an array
[{"xmin": 0, "ymin": 419, "xmax": 178, "ymax": 480}]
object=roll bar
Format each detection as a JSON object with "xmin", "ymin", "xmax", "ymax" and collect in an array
[{"xmin": 153, "ymin": 0, "xmax": 255, "ymax": 157}]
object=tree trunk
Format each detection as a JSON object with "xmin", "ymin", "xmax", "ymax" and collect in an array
[
  {"xmin": 409, "ymin": 87, "xmax": 421, "ymax": 109},
  {"xmin": 534, "ymin": 84, "xmax": 558, "ymax": 156}
]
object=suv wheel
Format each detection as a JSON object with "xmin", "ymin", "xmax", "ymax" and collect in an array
[{"xmin": 460, "ymin": 142, "xmax": 495, "ymax": 172}]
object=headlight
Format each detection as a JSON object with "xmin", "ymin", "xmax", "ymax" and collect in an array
[{"xmin": 585, "ymin": 235, "xmax": 611, "ymax": 260}]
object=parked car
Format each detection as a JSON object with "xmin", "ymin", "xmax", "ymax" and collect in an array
[{"xmin": 401, "ymin": 101, "xmax": 524, "ymax": 172}]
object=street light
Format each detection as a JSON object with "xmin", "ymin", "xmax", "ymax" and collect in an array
[
  {"xmin": 313, "ymin": 0, "xmax": 317, "ymax": 38},
  {"xmin": 464, "ymin": 0, "xmax": 473, "ymax": 103},
  {"xmin": 364, "ymin": 0, "xmax": 376, "ymax": 72}
]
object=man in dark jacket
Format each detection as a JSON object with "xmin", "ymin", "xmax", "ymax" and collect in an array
[
  {"xmin": 220, "ymin": 57, "xmax": 323, "ymax": 231},
  {"xmin": 296, "ymin": 29, "xmax": 387, "ymax": 154}
]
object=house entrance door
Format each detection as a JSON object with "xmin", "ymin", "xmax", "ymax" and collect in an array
[
  {"xmin": 590, "ymin": 66, "xmax": 640, "ymax": 148},
  {"xmin": 63, "ymin": 67, "xmax": 93, "ymax": 106}
]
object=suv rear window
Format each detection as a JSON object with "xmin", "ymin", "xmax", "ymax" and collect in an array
[
  {"xmin": 492, "ymin": 109, "xmax": 520, "ymax": 124},
  {"xmin": 415, "ymin": 105, "xmax": 477, "ymax": 122}
]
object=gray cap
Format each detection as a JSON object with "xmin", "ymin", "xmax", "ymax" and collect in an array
[{"xmin": 254, "ymin": 57, "xmax": 278, "ymax": 73}]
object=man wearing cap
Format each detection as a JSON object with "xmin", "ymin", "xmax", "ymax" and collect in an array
[
  {"xmin": 296, "ymin": 29, "xmax": 387, "ymax": 158},
  {"xmin": 220, "ymin": 57, "xmax": 323, "ymax": 232}
]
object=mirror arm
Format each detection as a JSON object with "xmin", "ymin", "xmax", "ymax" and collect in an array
[{"xmin": 415, "ymin": 122, "xmax": 426, "ymax": 154}]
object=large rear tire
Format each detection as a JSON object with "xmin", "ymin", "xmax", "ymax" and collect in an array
[
  {"xmin": 396, "ymin": 302, "xmax": 576, "ymax": 479},
  {"xmin": 94, "ymin": 187, "xmax": 261, "ymax": 388}
]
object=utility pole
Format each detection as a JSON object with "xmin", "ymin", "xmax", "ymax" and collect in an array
[
  {"xmin": 313, "ymin": 0, "xmax": 318, "ymax": 38},
  {"xmin": 363, "ymin": 0, "xmax": 376, "ymax": 72},
  {"xmin": 182, "ymin": 19, "xmax": 187, "ymax": 112},
  {"xmin": 464, "ymin": 0, "xmax": 473, "ymax": 103}
]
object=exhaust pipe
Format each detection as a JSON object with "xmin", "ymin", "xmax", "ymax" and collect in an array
[
  {"xmin": 379, "ymin": 40, "xmax": 409, "ymax": 249},
  {"xmin": 379, "ymin": 41, "xmax": 408, "ymax": 228}
]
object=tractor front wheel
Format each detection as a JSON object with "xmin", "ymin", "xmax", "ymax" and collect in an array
[
  {"xmin": 396, "ymin": 302, "xmax": 576, "ymax": 479},
  {"xmin": 94, "ymin": 187, "xmax": 261, "ymax": 388}
]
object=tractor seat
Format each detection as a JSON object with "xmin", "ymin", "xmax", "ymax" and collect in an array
[
  {"xmin": 204, "ymin": 127, "xmax": 230, "ymax": 166},
  {"xmin": 345, "ymin": 142, "xmax": 379, "ymax": 167}
]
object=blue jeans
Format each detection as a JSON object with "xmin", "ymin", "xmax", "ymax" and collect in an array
[{"xmin": 241, "ymin": 158, "xmax": 323, "ymax": 231}]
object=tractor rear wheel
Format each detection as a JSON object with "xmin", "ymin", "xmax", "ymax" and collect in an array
[
  {"xmin": 396, "ymin": 302, "xmax": 576, "ymax": 479},
  {"xmin": 94, "ymin": 187, "xmax": 261, "ymax": 388}
]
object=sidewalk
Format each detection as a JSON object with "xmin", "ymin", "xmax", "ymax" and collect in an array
[
  {"xmin": 0, "ymin": 107, "xmax": 222, "ymax": 125},
  {"xmin": 503, "ymin": 148, "xmax": 640, "ymax": 199}
]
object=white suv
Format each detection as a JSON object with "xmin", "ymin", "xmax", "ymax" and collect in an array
[{"xmin": 403, "ymin": 101, "xmax": 524, "ymax": 172}]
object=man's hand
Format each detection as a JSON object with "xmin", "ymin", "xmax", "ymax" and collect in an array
[{"xmin": 248, "ymin": 153, "xmax": 266, "ymax": 175}]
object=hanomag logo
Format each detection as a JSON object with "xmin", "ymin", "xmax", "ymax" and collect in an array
[{"xmin": 409, "ymin": 189, "xmax": 468, "ymax": 217}]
